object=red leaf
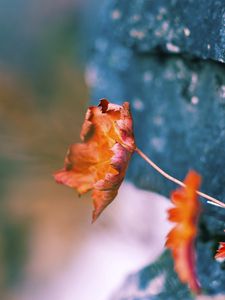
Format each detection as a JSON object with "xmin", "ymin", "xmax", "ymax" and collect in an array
[
  {"xmin": 215, "ymin": 231, "xmax": 225, "ymax": 260},
  {"xmin": 215, "ymin": 243, "xmax": 225, "ymax": 259}
]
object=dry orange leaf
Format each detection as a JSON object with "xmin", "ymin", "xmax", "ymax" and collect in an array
[
  {"xmin": 166, "ymin": 170, "xmax": 201, "ymax": 294},
  {"xmin": 54, "ymin": 99, "xmax": 135, "ymax": 222}
]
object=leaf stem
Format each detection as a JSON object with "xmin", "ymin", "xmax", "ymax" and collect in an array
[{"xmin": 135, "ymin": 147, "xmax": 225, "ymax": 208}]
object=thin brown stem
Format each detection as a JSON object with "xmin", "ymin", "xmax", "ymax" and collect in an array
[{"xmin": 135, "ymin": 147, "xmax": 225, "ymax": 208}]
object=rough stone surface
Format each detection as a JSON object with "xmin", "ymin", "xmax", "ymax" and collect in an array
[
  {"xmin": 96, "ymin": 0, "xmax": 225, "ymax": 63},
  {"xmin": 88, "ymin": 0, "xmax": 225, "ymax": 298}
]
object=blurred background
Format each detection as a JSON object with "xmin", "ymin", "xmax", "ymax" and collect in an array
[{"xmin": 0, "ymin": 1, "xmax": 171, "ymax": 300}]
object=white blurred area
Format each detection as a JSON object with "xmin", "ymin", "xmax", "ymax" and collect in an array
[
  {"xmin": 51, "ymin": 183, "xmax": 172, "ymax": 300},
  {"xmin": 7, "ymin": 180, "xmax": 171, "ymax": 300}
]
